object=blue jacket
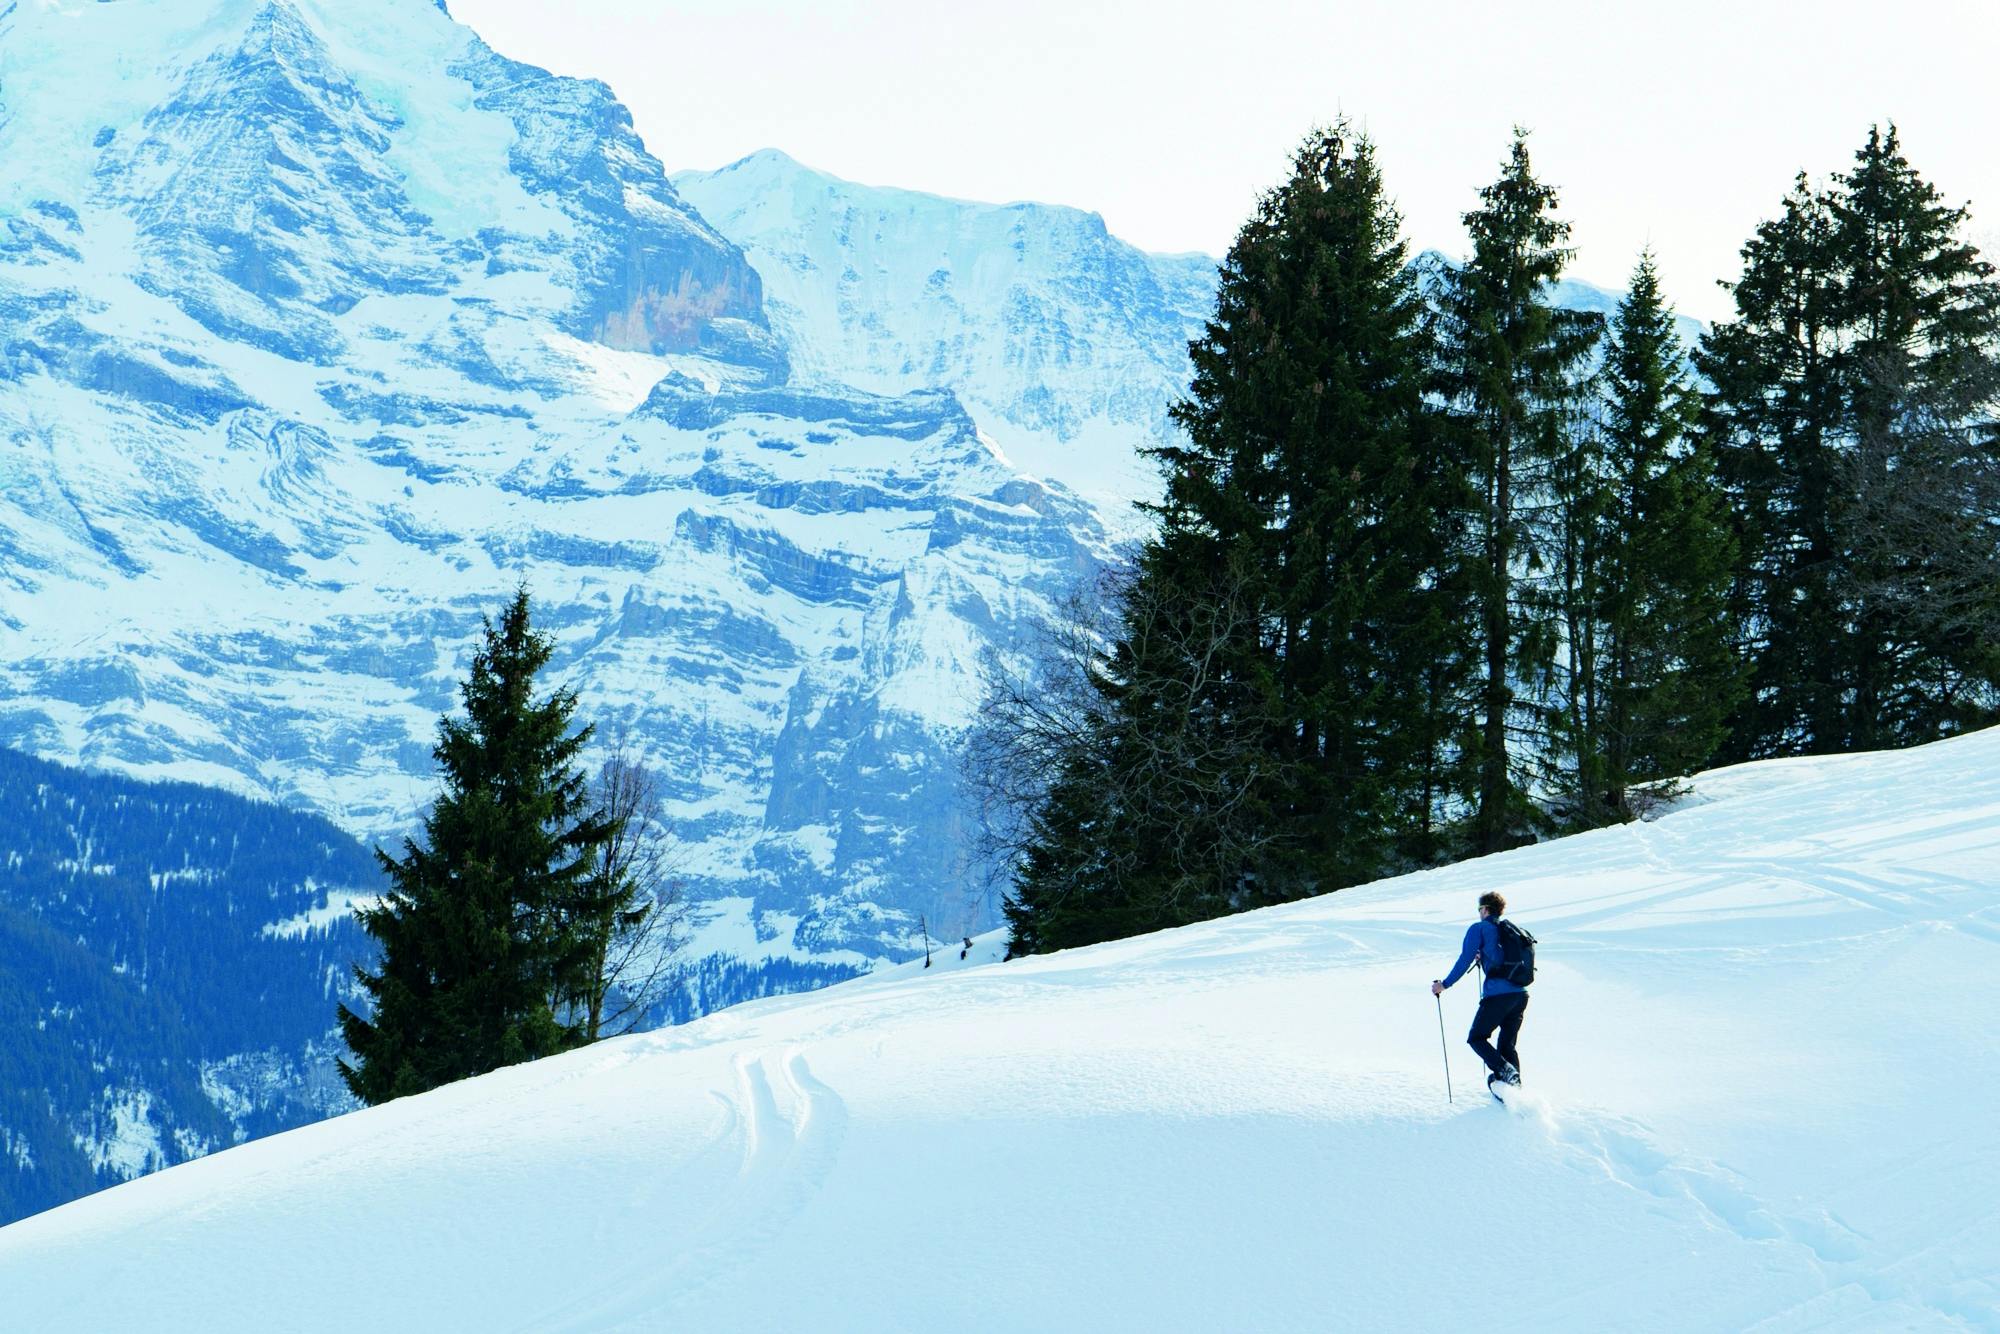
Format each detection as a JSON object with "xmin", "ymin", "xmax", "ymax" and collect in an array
[{"xmin": 1441, "ymin": 918, "xmax": 1523, "ymax": 999}]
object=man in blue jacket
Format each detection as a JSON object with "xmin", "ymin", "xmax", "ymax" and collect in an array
[{"xmin": 1431, "ymin": 890, "xmax": 1525, "ymax": 1088}]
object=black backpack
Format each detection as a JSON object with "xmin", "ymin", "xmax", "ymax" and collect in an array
[{"xmin": 1489, "ymin": 918, "xmax": 1537, "ymax": 987}]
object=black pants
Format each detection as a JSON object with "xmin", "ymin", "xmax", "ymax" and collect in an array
[{"xmin": 1468, "ymin": 992, "xmax": 1528, "ymax": 1077}]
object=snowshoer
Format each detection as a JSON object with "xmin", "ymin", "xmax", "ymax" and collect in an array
[{"xmin": 1431, "ymin": 890, "xmax": 1531, "ymax": 1092}]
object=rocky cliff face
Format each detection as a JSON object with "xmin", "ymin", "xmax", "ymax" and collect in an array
[{"xmin": 0, "ymin": 0, "xmax": 1117, "ymax": 985}]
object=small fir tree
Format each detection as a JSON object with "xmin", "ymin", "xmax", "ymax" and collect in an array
[{"xmin": 338, "ymin": 589, "xmax": 617, "ymax": 1105}]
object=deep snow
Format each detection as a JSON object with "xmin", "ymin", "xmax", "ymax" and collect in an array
[{"xmin": 2, "ymin": 730, "xmax": 1997, "ymax": 1330}]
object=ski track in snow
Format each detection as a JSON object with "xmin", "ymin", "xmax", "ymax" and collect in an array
[
  {"xmin": 3, "ymin": 731, "xmax": 2000, "ymax": 1329},
  {"xmin": 525, "ymin": 1047, "xmax": 849, "ymax": 1331}
]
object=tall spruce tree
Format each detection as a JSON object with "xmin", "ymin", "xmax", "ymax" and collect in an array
[
  {"xmin": 1700, "ymin": 126, "xmax": 2000, "ymax": 758},
  {"xmin": 1696, "ymin": 174, "xmax": 1843, "ymax": 759},
  {"xmin": 1001, "ymin": 121, "xmax": 1468, "ymax": 953},
  {"xmin": 339, "ymin": 590, "xmax": 618, "ymax": 1105},
  {"xmin": 1578, "ymin": 252, "xmax": 1741, "ymax": 815},
  {"xmin": 1154, "ymin": 120, "xmax": 1469, "ymax": 897},
  {"xmin": 1828, "ymin": 125, "xmax": 2000, "ymax": 745},
  {"xmin": 1435, "ymin": 131, "xmax": 1602, "ymax": 853}
]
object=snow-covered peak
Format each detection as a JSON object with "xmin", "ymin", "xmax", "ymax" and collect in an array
[
  {"xmin": 1, "ymin": 0, "xmax": 765, "ymax": 364},
  {"xmin": 674, "ymin": 150, "xmax": 1218, "ymax": 519},
  {"xmin": 2, "ymin": 1, "xmax": 449, "ymax": 204},
  {"xmin": 0, "ymin": 0, "xmax": 1112, "ymax": 996}
]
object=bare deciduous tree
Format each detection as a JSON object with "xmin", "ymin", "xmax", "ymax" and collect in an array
[
  {"xmin": 963, "ymin": 573, "xmax": 1119, "ymax": 880},
  {"xmin": 966, "ymin": 557, "xmax": 1286, "ymax": 950},
  {"xmin": 571, "ymin": 735, "xmax": 691, "ymax": 1040}
]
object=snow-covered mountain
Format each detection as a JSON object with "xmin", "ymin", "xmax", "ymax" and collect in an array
[
  {"xmin": 7, "ymin": 728, "xmax": 1995, "ymax": 1328},
  {"xmin": 674, "ymin": 149, "xmax": 1217, "ymax": 520},
  {"xmin": 0, "ymin": 0, "xmax": 1115, "ymax": 984}
]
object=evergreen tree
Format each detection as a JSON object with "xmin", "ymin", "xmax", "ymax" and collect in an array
[
  {"xmin": 1828, "ymin": 125, "xmax": 2000, "ymax": 745},
  {"xmin": 1155, "ymin": 119, "xmax": 1470, "ymax": 892},
  {"xmin": 338, "ymin": 590, "xmax": 617, "ymax": 1105},
  {"xmin": 1697, "ymin": 174, "xmax": 1843, "ymax": 759},
  {"xmin": 1700, "ymin": 126, "xmax": 2000, "ymax": 757},
  {"xmin": 1001, "ymin": 121, "xmax": 1468, "ymax": 953},
  {"xmin": 1577, "ymin": 252, "xmax": 1741, "ymax": 815},
  {"xmin": 1435, "ymin": 131, "xmax": 1602, "ymax": 853}
]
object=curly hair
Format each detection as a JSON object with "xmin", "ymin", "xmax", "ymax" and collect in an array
[{"xmin": 1478, "ymin": 891, "xmax": 1507, "ymax": 917}]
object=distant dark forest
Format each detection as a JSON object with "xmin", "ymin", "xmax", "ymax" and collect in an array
[{"xmin": 0, "ymin": 746, "xmax": 380, "ymax": 1223}]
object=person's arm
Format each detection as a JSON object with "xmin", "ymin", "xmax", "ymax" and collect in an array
[
  {"xmin": 1437, "ymin": 923, "xmax": 1480, "ymax": 990},
  {"xmin": 1471, "ymin": 919, "xmax": 1497, "ymax": 974}
]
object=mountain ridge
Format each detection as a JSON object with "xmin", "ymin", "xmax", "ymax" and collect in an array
[{"xmin": 672, "ymin": 146, "xmax": 1217, "ymax": 518}]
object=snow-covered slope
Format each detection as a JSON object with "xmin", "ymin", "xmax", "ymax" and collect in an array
[
  {"xmin": 0, "ymin": 0, "xmax": 1108, "ymax": 978},
  {"xmin": 674, "ymin": 150, "xmax": 1217, "ymax": 520},
  {"xmin": 8, "ymin": 729, "xmax": 1995, "ymax": 1330}
]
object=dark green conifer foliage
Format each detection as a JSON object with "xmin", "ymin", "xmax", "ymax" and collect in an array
[
  {"xmin": 1828, "ymin": 126, "xmax": 2000, "ymax": 745},
  {"xmin": 999, "ymin": 757, "xmax": 1112, "ymax": 958},
  {"xmin": 1003, "ymin": 121, "xmax": 1468, "ymax": 953},
  {"xmin": 1697, "ymin": 174, "xmax": 1844, "ymax": 759},
  {"xmin": 338, "ymin": 590, "xmax": 618, "ymax": 1105},
  {"xmin": 1701, "ymin": 126, "xmax": 2000, "ymax": 758},
  {"xmin": 1435, "ymin": 131, "xmax": 1602, "ymax": 853},
  {"xmin": 1159, "ymin": 121, "xmax": 1471, "ymax": 893},
  {"xmin": 1161, "ymin": 121, "xmax": 1470, "ymax": 890},
  {"xmin": 1573, "ymin": 253, "xmax": 1741, "ymax": 815}
]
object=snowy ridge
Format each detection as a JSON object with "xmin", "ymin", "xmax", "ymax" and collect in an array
[
  {"xmin": 0, "ymin": 0, "xmax": 1705, "ymax": 992},
  {"xmin": 5, "ymin": 729, "xmax": 1996, "ymax": 1329},
  {"xmin": 674, "ymin": 149, "xmax": 1217, "ymax": 520}
]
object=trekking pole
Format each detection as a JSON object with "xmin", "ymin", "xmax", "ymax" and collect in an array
[{"xmin": 1434, "ymin": 990, "xmax": 1454, "ymax": 1104}]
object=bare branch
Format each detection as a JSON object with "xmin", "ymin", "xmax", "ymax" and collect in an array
[{"xmin": 567, "ymin": 729, "xmax": 692, "ymax": 1039}]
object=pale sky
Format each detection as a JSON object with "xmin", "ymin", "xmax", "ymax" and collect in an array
[{"xmin": 449, "ymin": 0, "xmax": 2000, "ymax": 321}]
